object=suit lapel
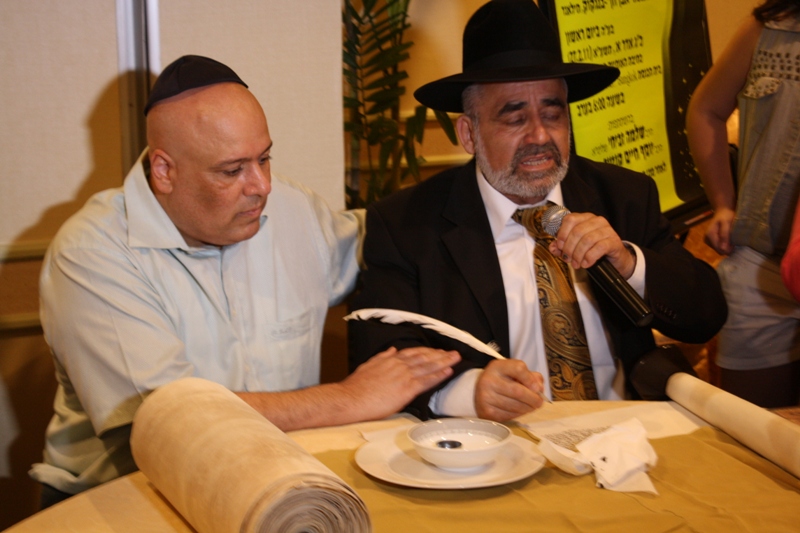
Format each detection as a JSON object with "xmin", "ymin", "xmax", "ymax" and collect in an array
[
  {"xmin": 440, "ymin": 162, "xmax": 511, "ymax": 355},
  {"xmin": 560, "ymin": 161, "xmax": 605, "ymax": 215}
]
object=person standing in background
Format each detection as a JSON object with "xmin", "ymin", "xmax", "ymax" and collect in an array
[{"xmin": 687, "ymin": 0, "xmax": 800, "ymax": 407}]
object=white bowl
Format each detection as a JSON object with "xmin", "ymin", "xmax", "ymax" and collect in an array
[{"xmin": 407, "ymin": 418, "xmax": 512, "ymax": 471}]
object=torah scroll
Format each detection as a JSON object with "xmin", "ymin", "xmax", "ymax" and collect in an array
[
  {"xmin": 130, "ymin": 377, "xmax": 371, "ymax": 533},
  {"xmin": 667, "ymin": 372, "xmax": 800, "ymax": 479}
]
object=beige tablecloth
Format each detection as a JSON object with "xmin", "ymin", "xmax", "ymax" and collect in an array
[
  {"xmin": 7, "ymin": 401, "xmax": 800, "ymax": 533},
  {"xmin": 323, "ymin": 425, "xmax": 800, "ymax": 532}
]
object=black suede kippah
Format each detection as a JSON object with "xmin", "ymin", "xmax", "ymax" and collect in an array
[{"xmin": 144, "ymin": 55, "xmax": 248, "ymax": 115}]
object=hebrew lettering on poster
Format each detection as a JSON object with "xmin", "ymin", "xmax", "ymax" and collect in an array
[{"xmin": 544, "ymin": 0, "xmax": 712, "ymax": 224}]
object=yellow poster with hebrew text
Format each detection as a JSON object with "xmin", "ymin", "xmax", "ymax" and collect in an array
[{"xmin": 553, "ymin": 0, "xmax": 681, "ymax": 211}]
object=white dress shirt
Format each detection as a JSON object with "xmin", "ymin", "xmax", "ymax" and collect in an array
[{"xmin": 432, "ymin": 169, "xmax": 646, "ymax": 415}]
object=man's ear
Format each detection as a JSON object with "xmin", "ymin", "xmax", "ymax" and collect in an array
[
  {"xmin": 149, "ymin": 149, "xmax": 174, "ymax": 194},
  {"xmin": 456, "ymin": 115, "xmax": 476, "ymax": 155}
]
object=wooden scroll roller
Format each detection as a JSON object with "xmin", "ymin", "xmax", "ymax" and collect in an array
[
  {"xmin": 130, "ymin": 377, "xmax": 371, "ymax": 533},
  {"xmin": 631, "ymin": 345, "xmax": 800, "ymax": 479}
]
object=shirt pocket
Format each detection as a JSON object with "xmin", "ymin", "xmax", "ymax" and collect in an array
[
  {"xmin": 265, "ymin": 309, "xmax": 316, "ymax": 390},
  {"xmin": 742, "ymin": 76, "xmax": 781, "ymax": 99}
]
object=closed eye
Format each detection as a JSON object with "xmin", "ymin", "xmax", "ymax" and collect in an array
[
  {"xmin": 541, "ymin": 109, "xmax": 564, "ymax": 122},
  {"xmin": 541, "ymin": 98, "xmax": 566, "ymax": 121},
  {"xmin": 503, "ymin": 115, "xmax": 526, "ymax": 126},
  {"xmin": 222, "ymin": 167, "xmax": 243, "ymax": 177}
]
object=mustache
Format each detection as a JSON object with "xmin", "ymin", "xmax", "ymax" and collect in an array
[{"xmin": 511, "ymin": 142, "xmax": 562, "ymax": 169}]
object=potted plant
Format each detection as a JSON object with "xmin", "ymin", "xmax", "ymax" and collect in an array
[{"xmin": 343, "ymin": 0, "xmax": 457, "ymax": 208}]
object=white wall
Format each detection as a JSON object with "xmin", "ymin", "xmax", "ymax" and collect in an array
[
  {"xmin": 0, "ymin": 1, "xmax": 122, "ymax": 248},
  {"xmin": 0, "ymin": 0, "xmax": 345, "ymax": 253}
]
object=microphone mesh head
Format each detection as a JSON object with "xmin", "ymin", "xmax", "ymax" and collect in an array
[{"xmin": 542, "ymin": 205, "xmax": 570, "ymax": 236}]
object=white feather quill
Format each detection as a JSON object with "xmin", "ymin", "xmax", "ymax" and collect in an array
[{"xmin": 344, "ymin": 308, "xmax": 505, "ymax": 360}]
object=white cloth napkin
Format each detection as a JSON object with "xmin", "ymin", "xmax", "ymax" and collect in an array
[{"xmin": 535, "ymin": 418, "xmax": 658, "ymax": 494}]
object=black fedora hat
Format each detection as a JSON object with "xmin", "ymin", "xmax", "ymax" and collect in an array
[{"xmin": 414, "ymin": 0, "xmax": 619, "ymax": 113}]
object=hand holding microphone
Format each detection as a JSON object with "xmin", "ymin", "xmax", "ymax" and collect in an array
[{"xmin": 541, "ymin": 205, "xmax": 654, "ymax": 327}]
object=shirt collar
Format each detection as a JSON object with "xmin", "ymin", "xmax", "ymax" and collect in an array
[{"xmin": 475, "ymin": 166, "xmax": 564, "ymax": 241}]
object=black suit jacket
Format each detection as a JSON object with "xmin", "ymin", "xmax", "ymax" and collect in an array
[{"xmin": 349, "ymin": 157, "xmax": 727, "ymax": 418}]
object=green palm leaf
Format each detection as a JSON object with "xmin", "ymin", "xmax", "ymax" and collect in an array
[{"xmin": 343, "ymin": 0, "xmax": 456, "ymax": 208}]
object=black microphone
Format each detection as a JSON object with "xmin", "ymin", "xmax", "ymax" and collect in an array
[{"xmin": 541, "ymin": 205, "xmax": 654, "ymax": 327}]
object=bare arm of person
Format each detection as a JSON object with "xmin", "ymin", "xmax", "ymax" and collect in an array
[
  {"xmin": 686, "ymin": 16, "xmax": 762, "ymax": 255},
  {"xmin": 237, "ymin": 346, "xmax": 460, "ymax": 431}
]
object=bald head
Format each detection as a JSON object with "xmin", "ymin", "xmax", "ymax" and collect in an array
[
  {"xmin": 146, "ymin": 82, "xmax": 273, "ymax": 247},
  {"xmin": 147, "ymin": 82, "xmax": 266, "ymax": 160}
]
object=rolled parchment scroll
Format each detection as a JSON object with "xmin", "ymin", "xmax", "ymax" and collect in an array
[
  {"xmin": 666, "ymin": 372, "xmax": 800, "ymax": 479},
  {"xmin": 631, "ymin": 346, "xmax": 800, "ymax": 479},
  {"xmin": 130, "ymin": 377, "xmax": 371, "ymax": 533}
]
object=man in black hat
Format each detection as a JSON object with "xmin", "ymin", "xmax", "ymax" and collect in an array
[
  {"xmin": 349, "ymin": 0, "xmax": 727, "ymax": 420},
  {"xmin": 31, "ymin": 55, "xmax": 460, "ymax": 505}
]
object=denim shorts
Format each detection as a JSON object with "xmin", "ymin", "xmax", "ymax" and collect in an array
[{"xmin": 716, "ymin": 246, "xmax": 800, "ymax": 370}]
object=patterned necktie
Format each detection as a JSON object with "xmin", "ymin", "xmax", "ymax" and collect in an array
[{"xmin": 513, "ymin": 207, "xmax": 598, "ymax": 401}]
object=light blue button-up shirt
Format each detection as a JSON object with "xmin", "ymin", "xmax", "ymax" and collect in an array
[{"xmin": 31, "ymin": 154, "xmax": 362, "ymax": 493}]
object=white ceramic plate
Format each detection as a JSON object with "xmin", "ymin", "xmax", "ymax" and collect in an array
[{"xmin": 355, "ymin": 434, "xmax": 545, "ymax": 489}]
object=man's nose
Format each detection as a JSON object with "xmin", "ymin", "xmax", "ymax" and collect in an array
[
  {"xmin": 522, "ymin": 118, "xmax": 549, "ymax": 145},
  {"xmin": 246, "ymin": 165, "xmax": 271, "ymax": 196}
]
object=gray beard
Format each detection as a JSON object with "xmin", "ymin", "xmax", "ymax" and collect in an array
[{"xmin": 475, "ymin": 134, "xmax": 570, "ymax": 203}]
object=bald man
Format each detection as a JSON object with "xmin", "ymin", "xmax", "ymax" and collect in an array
[{"xmin": 31, "ymin": 56, "xmax": 459, "ymax": 506}]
